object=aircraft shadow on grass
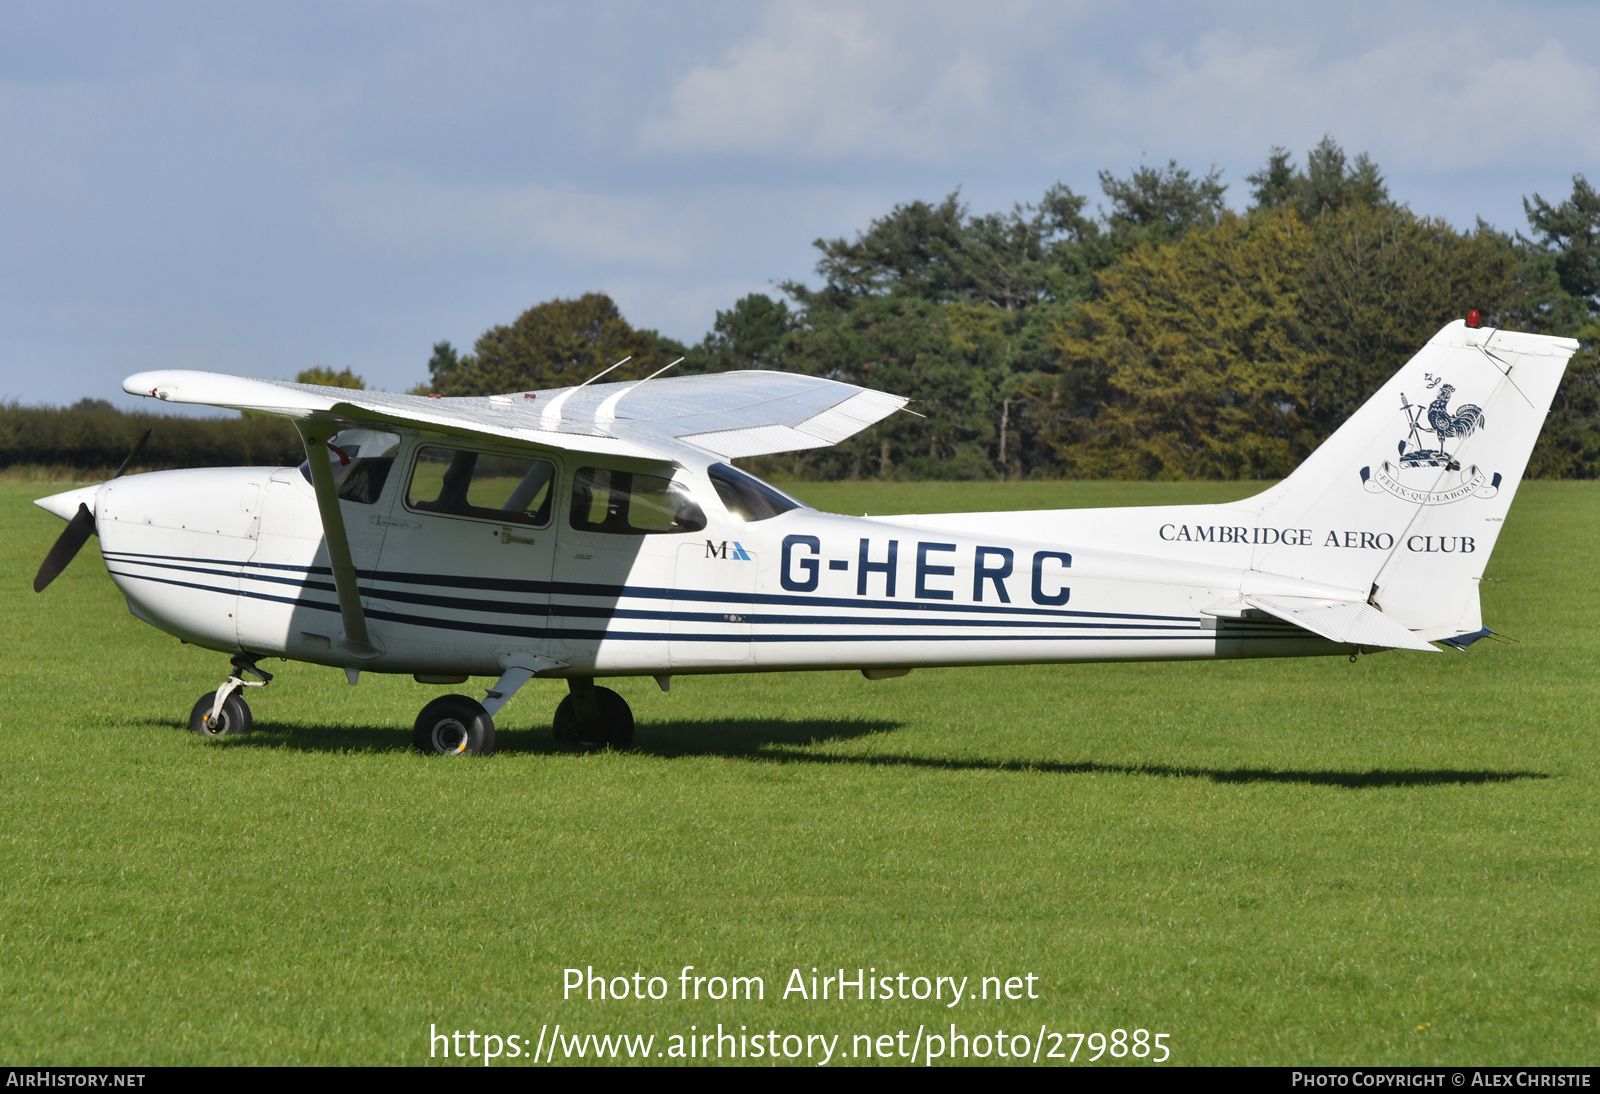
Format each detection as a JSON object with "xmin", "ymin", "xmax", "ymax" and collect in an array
[{"xmin": 198, "ymin": 717, "xmax": 1548, "ymax": 790}]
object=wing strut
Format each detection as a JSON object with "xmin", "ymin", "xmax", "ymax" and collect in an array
[{"xmin": 294, "ymin": 421, "xmax": 378, "ymax": 658}]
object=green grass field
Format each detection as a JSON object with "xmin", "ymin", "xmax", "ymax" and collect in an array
[{"xmin": 1, "ymin": 478, "xmax": 1596, "ymax": 1066}]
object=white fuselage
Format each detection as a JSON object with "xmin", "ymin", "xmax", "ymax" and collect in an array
[{"xmin": 94, "ymin": 437, "xmax": 1363, "ymax": 679}]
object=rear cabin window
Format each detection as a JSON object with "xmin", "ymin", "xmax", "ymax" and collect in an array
[
  {"xmin": 569, "ymin": 468, "xmax": 706, "ymax": 534},
  {"xmin": 707, "ymin": 462, "xmax": 803, "ymax": 521},
  {"xmin": 406, "ymin": 447, "xmax": 555, "ymax": 526}
]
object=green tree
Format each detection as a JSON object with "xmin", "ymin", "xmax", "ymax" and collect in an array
[
  {"xmin": 295, "ymin": 366, "xmax": 364, "ymax": 389},
  {"xmin": 774, "ymin": 293, "xmax": 1008, "ymax": 480},
  {"xmin": 685, "ymin": 293, "xmax": 794, "ymax": 373},
  {"xmin": 1520, "ymin": 175, "xmax": 1600, "ymax": 477},
  {"xmin": 796, "ymin": 184, "xmax": 1100, "ymax": 312},
  {"xmin": 1523, "ymin": 174, "xmax": 1600, "ymax": 312},
  {"xmin": 1038, "ymin": 210, "xmax": 1316, "ymax": 479},
  {"xmin": 774, "ymin": 182, "xmax": 1120, "ymax": 478},
  {"xmin": 1098, "ymin": 160, "xmax": 1228, "ymax": 246},
  {"xmin": 425, "ymin": 293, "xmax": 686, "ymax": 396},
  {"xmin": 1247, "ymin": 136, "xmax": 1389, "ymax": 221},
  {"xmin": 1296, "ymin": 203, "xmax": 1519, "ymax": 433},
  {"xmin": 1031, "ymin": 184, "xmax": 1540, "ymax": 480}
]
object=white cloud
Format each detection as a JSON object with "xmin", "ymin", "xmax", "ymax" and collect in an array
[
  {"xmin": 639, "ymin": 5, "xmax": 1600, "ymax": 187},
  {"xmin": 1083, "ymin": 27, "xmax": 1600, "ymax": 175},
  {"xmin": 326, "ymin": 178, "xmax": 705, "ymax": 269},
  {"xmin": 639, "ymin": 1, "xmax": 1027, "ymax": 160}
]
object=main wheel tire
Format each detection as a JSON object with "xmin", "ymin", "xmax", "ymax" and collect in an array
[
  {"xmin": 413, "ymin": 695, "xmax": 496, "ymax": 756},
  {"xmin": 189, "ymin": 691, "xmax": 253, "ymax": 737},
  {"xmin": 552, "ymin": 687, "xmax": 634, "ymax": 751}
]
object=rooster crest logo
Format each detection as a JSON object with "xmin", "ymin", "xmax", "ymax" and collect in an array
[{"xmin": 1360, "ymin": 378, "xmax": 1502, "ymax": 505}]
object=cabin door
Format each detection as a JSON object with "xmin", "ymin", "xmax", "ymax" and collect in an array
[{"xmin": 375, "ymin": 443, "xmax": 560, "ymax": 672}]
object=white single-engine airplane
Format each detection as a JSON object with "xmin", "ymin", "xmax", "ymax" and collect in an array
[{"xmin": 32, "ymin": 318, "xmax": 1577, "ymax": 755}]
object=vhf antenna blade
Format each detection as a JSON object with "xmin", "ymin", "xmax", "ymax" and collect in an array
[
  {"xmin": 538, "ymin": 356, "xmax": 633, "ymax": 427},
  {"xmin": 574, "ymin": 355, "xmax": 631, "ymax": 389},
  {"xmin": 639, "ymin": 357, "xmax": 684, "ymax": 384},
  {"xmin": 594, "ymin": 358, "xmax": 684, "ymax": 425}
]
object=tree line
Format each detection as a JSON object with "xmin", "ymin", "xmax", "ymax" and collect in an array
[
  {"xmin": 424, "ymin": 138, "xmax": 1599, "ymax": 480},
  {"xmin": 1, "ymin": 368, "xmax": 364, "ymax": 474},
  {"xmin": 11, "ymin": 138, "xmax": 1598, "ymax": 478}
]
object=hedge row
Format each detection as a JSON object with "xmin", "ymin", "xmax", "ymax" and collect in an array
[{"xmin": 0, "ymin": 400, "xmax": 305, "ymax": 472}]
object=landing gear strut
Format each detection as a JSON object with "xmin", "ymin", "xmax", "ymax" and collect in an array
[
  {"xmin": 553, "ymin": 678, "xmax": 634, "ymax": 751},
  {"xmin": 190, "ymin": 655, "xmax": 272, "ymax": 737},
  {"xmin": 410, "ymin": 658, "xmax": 558, "ymax": 757}
]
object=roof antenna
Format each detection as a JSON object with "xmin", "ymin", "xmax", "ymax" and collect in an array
[
  {"xmin": 539, "ymin": 355, "xmax": 632, "ymax": 427},
  {"xmin": 639, "ymin": 356, "xmax": 685, "ymax": 384},
  {"xmin": 595, "ymin": 358, "xmax": 684, "ymax": 425},
  {"xmin": 575, "ymin": 355, "xmax": 632, "ymax": 389}
]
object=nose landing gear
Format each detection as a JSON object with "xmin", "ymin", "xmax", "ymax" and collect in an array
[{"xmin": 190, "ymin": 656, "xmax": 272, "ymax": 737}]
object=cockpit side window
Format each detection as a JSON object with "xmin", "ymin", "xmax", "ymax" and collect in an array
[
  {"xmin": 298, "ymin": 429, "xmax": 401, "ymax": 505},
  {"xmin": 405, "ymin": 447, "xmax": 555, "ymax": 526},
  {"xmin": 707, "ymin": 462, "xmax": 804, "ymax": 521},
  {"xmin": 569, "ymin": 468, "xmax": 707, "ymax": 535}
]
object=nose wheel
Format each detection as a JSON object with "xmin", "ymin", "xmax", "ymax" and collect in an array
[
  {"xmin": 553, "ymin": 678, "xmax": 634, "ymax": 750},
  {"xmin": 190, "ymin": 655, "xmax": 271, "ymax": 737},
  {"xmin": 189, "ymin": 690, "xmax": 253, "ymax": 736}
]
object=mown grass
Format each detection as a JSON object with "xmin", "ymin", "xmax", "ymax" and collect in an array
[{"xmin": 1, "ymin": 479, "xmax": 1596, "ymax": 1066}]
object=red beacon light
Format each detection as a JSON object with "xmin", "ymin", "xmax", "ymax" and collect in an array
[{"xmin": 1466, "ymin": 308, "xmax": 1482, "ymax": 328}]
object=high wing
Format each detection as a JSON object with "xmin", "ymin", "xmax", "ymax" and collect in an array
[
  {"xmin": 121, "ymin": 369, "xmax": 908, "ymax": 462},
  {"xmin": 121, "ymin": 367, "xmax": 906, "ymax": 661}
]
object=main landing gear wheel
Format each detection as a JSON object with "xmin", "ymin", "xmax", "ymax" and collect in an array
[
  {"xmin": 553, "ymin": 680, "xmax": 633, "ymax": 751},
  {"xmin": 189, "ymin": 691, "xmax": 253, "ymax": 737},
  {"xmin": 413, "ymin": 694, "xmax": 496, "ymax": 756}
]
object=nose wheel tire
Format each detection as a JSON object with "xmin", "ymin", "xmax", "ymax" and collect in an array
[
  {"xmin": 553, "ymin": 686, "xmax": 634, "ymax": 751},
  {"xmin": 189, "ymin": 691, "xmax": 253, "ymax": 737},
  {"xmin": 413, "ymin": 695, "xmax": 496, "ymax": 756}
]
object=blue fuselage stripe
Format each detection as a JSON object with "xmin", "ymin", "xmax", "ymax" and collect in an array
[{"xmin": 105, "ymin": 550, "xmax": 1307, "ymax": 646}]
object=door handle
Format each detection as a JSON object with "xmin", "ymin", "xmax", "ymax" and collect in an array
[{"xmin": 498, "ymin": 527, "xmax": 536, "ymax": 545}]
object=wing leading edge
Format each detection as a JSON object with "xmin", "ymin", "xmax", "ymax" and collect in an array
[{"xmin": 121, "ymin": 369, "xmax": 908, "ymax": 461}]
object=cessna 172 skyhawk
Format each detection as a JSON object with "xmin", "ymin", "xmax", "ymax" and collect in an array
[{"xmin": 31, "ymin": 318, "xmax": 1577, "ymax": 755}]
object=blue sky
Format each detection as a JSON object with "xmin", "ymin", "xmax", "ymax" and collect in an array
[{"xmin": 3, "ymin": 0, "xmax": 1598, "ymax": 409}]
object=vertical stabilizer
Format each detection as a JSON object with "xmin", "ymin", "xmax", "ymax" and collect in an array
[{"xmin": 1244, "ymin": 320, "xmax": 1575, "ymax": 638}]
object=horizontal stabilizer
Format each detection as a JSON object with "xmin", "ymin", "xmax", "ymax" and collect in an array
[{"xmin": 1245, "ymin": 596, "xmax": 1438, "ymax": 652}]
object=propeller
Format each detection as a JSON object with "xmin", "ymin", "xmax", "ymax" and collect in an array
[{"xmin": 32, "ymin": 428, "xmax": 151, "ymax": 593}]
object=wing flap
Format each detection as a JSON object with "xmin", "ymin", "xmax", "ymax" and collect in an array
[
  {"xmin": 1245, "ymin": 596, "xmax": 1438, "ymax": 652},
  {"xmin": 788, "ymin": 388, "xmax": 906, "ymax": 444},
  {"xmin": 681, "ymin": 424, "xmax": 836, "ymax": 459},
  {"xmin": 680, "ymin": 388, "xmax": 906, "ymax": 457}
]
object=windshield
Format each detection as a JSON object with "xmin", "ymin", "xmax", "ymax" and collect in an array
[
  {"xmin": 298, "ymin": 429, "xmax": 400, "ymax": 505},
  {"xmin": 707, "ymin": 463, "xmax": 804, "ymax": 521}
]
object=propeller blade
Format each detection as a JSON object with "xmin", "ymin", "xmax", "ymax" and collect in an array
[
  {"xmin": 33, "ymin": 503, "xmax": 96, "ymax": 593},
  {"xmin": 113, "ymin": 428, "xmax": 152, "ymax": 479},
  {"xmin": 32, "ymin": 428, "xmax": 150, "ymax": 593}
]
